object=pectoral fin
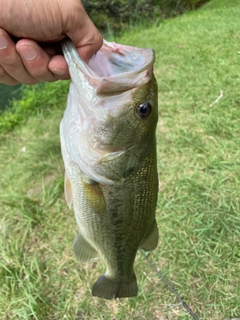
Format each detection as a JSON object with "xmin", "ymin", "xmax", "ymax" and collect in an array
[
  {"xmin": 140, "ymin": 220, "xmax": 159, "ymax": 251},
  {"xmin": 82, "ymin": 179, "xmax": 106, "ymax": 215},
  {"xmin": 64, "ymin": 171, "xmax": 73, "ymax": 209},
  {"xmin": 74, "ymin": 232, "xmax": 98, "ymax": 262}
]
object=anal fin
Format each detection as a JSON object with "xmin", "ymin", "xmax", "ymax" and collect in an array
[
  {"xmin": 140, "ymin": 219, "xmax": 159, "ymax": 251},
  {"xmin": 74, "ymin": 232, "xmax": 98, "ymax": 262}
]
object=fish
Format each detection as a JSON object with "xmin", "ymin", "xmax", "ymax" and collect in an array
[{"xmin": 60, "ymin": 39, "xmax": 159, "ymax": 300}]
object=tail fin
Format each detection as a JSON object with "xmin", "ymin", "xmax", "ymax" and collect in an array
[{"xmin": 92, "ymin": 274, "xmax": 138, "ymax": 300}]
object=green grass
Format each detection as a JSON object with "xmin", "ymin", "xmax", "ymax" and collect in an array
[
  {"xmin": 0, "ymin": 82, "xmax": 69, "ymax": 134},
  {"xmin": 1, "ymin": 0, "xmax": 240, "ymax": 319}
]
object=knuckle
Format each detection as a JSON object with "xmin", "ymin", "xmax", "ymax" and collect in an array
[
  {"xmin": 28, "ymin": 80, "xmax": 39, "ymax": 85},
  {"xmin": 7, "ymin": 80, "xmax": 20, "ymax": 86},
  {"xmin": 30, "ymin": 69, "xmax": 56, "ymax": 83},
  {"xmin": 0, "ymin": 64, "xmax": 5, "ymax": 77},
  {"xmin": 0, "ymin": 47, "xmax": 17, "ymax": 66},
  {"xmin": 23, "ymin": 60, "xmax": 56, "ymax": 82},
  {"xmin": 53, "ymin": 73, "xmax": 70, "ymax": 81},
  {"xmin": 22, "ymin": 78, "xmax": 39, "ymax": 85},
  {"xmin": 0, "ymin": 46, "xmax": 39, "ymax": 84},
  {"xmin": 0, "ymin": 65, "xmax": 19, "ymax": 85}
]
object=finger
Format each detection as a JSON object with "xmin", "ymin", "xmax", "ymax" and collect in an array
[
  {"xmin": 48, "ymin": 54, "xmax": 70, "ymax": 80},
  {"xmin": 76, "ymin": 30, "xmax": 103, "ymax": 63},
  {"xmin": 16, "ymin": 39, "xmax": 66, "ymax": 82},
  {"xmin": 0, "ymin": 28, "xmax": 38, "ymax": 85},
  {"xmin": 66, "ymin": 10, "xmax": 103, "ymax": 62},
  {"xmin": 0, "ymin": 64, "xmax": 19, "ymax": 86}
]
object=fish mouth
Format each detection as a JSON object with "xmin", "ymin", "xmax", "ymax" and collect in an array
[
  {"xmin": 62, "ymin": 39, "xmax": 155, "ymax": 93},
  {"xmin": 88, "ymin": 40, "xmax": 154, "ymax": 77}
]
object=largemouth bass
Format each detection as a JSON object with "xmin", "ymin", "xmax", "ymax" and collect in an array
[{"xmin": 60, "ymin": 39, "xmax": 159, "ymax": 300}]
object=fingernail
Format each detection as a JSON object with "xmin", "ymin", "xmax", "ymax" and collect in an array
[
  {"xmin": 18, "ymin": 46, "xmax": 38, "ymax": 60},
  {"xmin": 0, "ymin": 36, "xmax": 8, "ymax": 49},
  {"xmin": 51, "ymin": 68, "xmax": 66, "ymax": 76}
]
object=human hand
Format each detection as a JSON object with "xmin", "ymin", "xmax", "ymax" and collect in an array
[{"xmin": 0, "ymin": 0, "xmax": 103, "ymax": 85}]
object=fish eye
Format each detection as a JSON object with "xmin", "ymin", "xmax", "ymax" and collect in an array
[{"xmin": 136, "ymin": 102, "xmax": 152, "ymax": 119}]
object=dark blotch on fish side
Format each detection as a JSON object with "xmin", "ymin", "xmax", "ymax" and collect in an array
[{"xmin": 122, "ymin": 166, "xmax": 135, "ymax": 178}]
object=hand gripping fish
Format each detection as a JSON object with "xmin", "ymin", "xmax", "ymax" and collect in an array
[{"xmin": 60, "ymin": 39, "xmax": 159, "ymax": 300}]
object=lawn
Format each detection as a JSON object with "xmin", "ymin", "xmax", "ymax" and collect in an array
[{"xmin": 1, "ymin": 0, "xmax": 240, "ymax": 319}]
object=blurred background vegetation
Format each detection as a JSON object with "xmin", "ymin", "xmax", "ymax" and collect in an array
[
  {"xmin": 0, "ymin": 84, "xmax": 21, "ymax": 112},
  {"xmin": 82, "ymin": 0, "xmax": 209, "ymax": 34}
]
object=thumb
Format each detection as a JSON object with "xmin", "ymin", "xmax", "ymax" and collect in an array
[{"xmin": 66, "ymin": 7, "xmax": 103, "ymax": 62}]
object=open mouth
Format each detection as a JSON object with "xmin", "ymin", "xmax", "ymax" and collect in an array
[{"xmin": 88, "ymin": 40, "xmax": 154, "ymax": 78}]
